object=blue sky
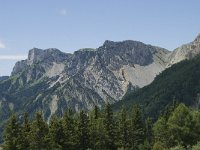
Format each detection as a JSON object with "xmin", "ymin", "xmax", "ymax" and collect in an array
[{"xmin": 0, "ymin": 0, "xmax": 200, "ymax": 76}]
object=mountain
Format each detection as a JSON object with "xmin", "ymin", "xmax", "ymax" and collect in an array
[
  {"xmin": 0, "ymin": 33, "xmax": 200, "ymax": 123},
  {"xmin": 113, "ymin": 35, "xmax": 200, "ymax": 118},
  {"xmin": 0, "ymin": 40, "xmax": 169, "ymax": 122},
  {"xmin": 167, "ymin": 33, "xmax": 200, "ymax": 66},
  {"xmin": 0, "ymin": 76, "xmax": 9, "ymax": 81}
]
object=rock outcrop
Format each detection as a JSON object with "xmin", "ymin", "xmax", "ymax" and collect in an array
[
  {"xmin": 167, "ymin": 34, "xmax": 200, "ymax": 66},
  {"xmin": 1, "ymin": 33, "xmax": 200, "ymax": 121}
]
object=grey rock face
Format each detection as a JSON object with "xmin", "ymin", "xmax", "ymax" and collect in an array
[
  {"xmin": 12, "ymin": 48, "xmax": 72, "ymax": 80},
  {"xmin": 11, "ymin": 60, "xmax": 27, "ymax": 75},
  {"xmin": 3, "ymin": 40, "xmax": 169, "ymax": 119},
  {"xmin": 167, "ymin": 34, "xmax": 200, "ymax": 66},
  {"xmin": 1, "ymin": 34, "xmax": 200, "ymax": 121},
  {"xmin": 194, "ymin": 33, "xmax": 200, "ymax": 43},
  {"xmin": 27, "ymin": 48, "xmax": 71, "ymax": 65}
]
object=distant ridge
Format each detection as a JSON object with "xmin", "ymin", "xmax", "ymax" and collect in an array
[{"xmin": 0, "ymin": 33, "xmax": 200, "ymax": 124}]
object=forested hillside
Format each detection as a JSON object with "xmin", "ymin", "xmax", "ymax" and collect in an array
[
  {"xmin": 2, "ymin": 103, "xmax": 200, "ymax": 150},
  {"xmin": 113, "ymin": 55, "xmax": 200, "ymax": 119}
]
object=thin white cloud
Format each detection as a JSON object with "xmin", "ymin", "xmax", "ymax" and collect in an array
[
  {"xmin": 0, "ymin": 41, "xmax": 6, "ymax": 49},
  {"xmin": 59, "ymin": 9, "xmax": 67, "ymax": 16},
  {"xmin": 0, "ymin": 55, "xmax": 27, "ymax": 60}
]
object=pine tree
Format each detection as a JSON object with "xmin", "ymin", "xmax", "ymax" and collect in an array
[
  {"xmin": 163, "ymin": 97, "xmax": 179, "ymax": 119},
  {"xmin": 104, "ymin": 102, "xmax": 117, "ymax": 150},
  {"xmin": 168, "ymin": 103, "xmax": 195, "ymax": 147},
  {"xmin": 29, "ymin": 112, "xmax": 49, "ymax": 150},
  {"xmin": 20, "ymin": 113, "xmax": 31, "ymax": 149},
  {"xmin": 89, "ymin": 105, "xmax": 100, "ymax": 149},
  {"xmin": 145, "ymin": 117, "xmax": 153, "ymax": 145},
  {"xmin": 62, "ymin": 109, "xmax": 77, "ymax": 150},
  {"xmin": 3, "ymin": 114, "xmax": 20, "ymax": 150},
  {"xmin": 77, "ymin": 110, "xmax": 90, "ymax": 150},
  {"xmin": 96, "ymin": 118, "xmax": 106, "ymax": 149},
  {"xmin": 131, "ymin": 105, "xmax": 145, "ymax": 150},
  {"xmin": 48, "ymin": 115, "xmax": 65, "ymax": 149},
  {"xmin": 153, "ymin": 116, "xmax": 169, "ymax": 148},
  {"xmin": 118, "ymin": 106, "xmax": 130, "ymax": 149}
]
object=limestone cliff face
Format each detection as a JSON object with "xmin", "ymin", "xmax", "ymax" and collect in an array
[
  {"xmin": 1, "ymin": 34, "xmax": 200, "ymax": 121},
  {"xmin": 0, "ymin": 40, "xmax": 169, "ymax": 120},
  {"xmin": 167, "ymin": 34, "xmax": 200, "ymax": 66}
]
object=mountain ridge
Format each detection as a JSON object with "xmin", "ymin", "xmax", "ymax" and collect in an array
[
  {"xmin": 0, "ymin": 39, "xmax": 170, "ymax": 122},
  {"xmin": 113, "ymin": 54, "xmax": 200, "ymax": 119},
  {"xmin": 1, "ymin": 34, "xmax": 200, "ymax": 123}
]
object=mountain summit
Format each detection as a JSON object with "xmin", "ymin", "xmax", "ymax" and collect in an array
[
  {"xmin": 167, "ymin": 33, "xmax": 200, "ymax": 66},
  {"xmin": 0, "ymin": 34, "xmax": 200, "ymax": 122},
  {"xmin": 0, "ymin": 40, "xmax": 170, "ymax": 121}
]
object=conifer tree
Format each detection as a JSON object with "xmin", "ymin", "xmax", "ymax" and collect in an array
[
  {"xmin": 62, "ymin": 109, "xmax": 77, "ymax": 150},
  {"xmin": 118, "ymin": 106, "xmax": 130, "ymax": 149},
  {"xmin": 96, "ymin": 118, "xmax": 106, "ymax": 149},
  {"xmin": 131, "ymin": 105, "xmax": 145, "ymax": 150},
  {"xmin": 104, "ymin": 102, "xmax": 117, "ymax": 150},
  {"xmin": 77, "ymin": 110, "xmax": 90, "ymax": 150},
  {"xmin": 163, "ymin": 97, "xmax": 179, "ymax": 119},
  {"xmin": 168, "ymin": 103, "xmax": 195, "ymax": 147},
  {"xmin": 20, "ymin": 113, "xmax": 31, "ymax": 149},
  {"xmin": 48, "ymin": 115, "xmax": 65, "ymax": 150},
  {"xmin": 29, "ymin": 112, "xmax": 49, "ymax": 150},
  {"xmin": 145, "ymin": 117, "xmax": 153, "ymax": 145},
  {"xmin": 3, "ymin": 114, "xmax": 20, "ymax": 150},
  {"xmin": 89, "ymin": 105, "xmax": 100, "ymax": 149},
  {"xmin": 153, "ymin": 116, "xmax": 169, "ymax": 148}
]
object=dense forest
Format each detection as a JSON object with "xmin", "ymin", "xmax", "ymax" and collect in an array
[
  {"xmin": 2, "ymin": 55, "xmax": 200, "ymax": 150},
  {"xmin": 2, "ymin": 102, "xmax": 200, "ymax": 150},
  {"xmin": 113, "ymin": 55, "xmax": 200, "ymax": 119}
]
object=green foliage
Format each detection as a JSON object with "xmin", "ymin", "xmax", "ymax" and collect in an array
[
  {"xmin": 152, "ymin": 141, "xmax": 166, "ymax": 150},
  {"xmin": 168, "ymin": 104, "xmax": 195, "ymax": 147},
  {"xmin": 113, "ymin": 55, "xmax": 200, "ymax": 119},
  {"xmin": 153, "ymin": 117, "xmax": 170, "ymax": 147},
  {"xmin": 104, "ymin": 102, "xmax": 117, "ymax": 150},
  {"xmin": 153, "ymin": 103, "xmax": 200, "ymax": 149},
  {"xmin": 21, "ymin": 113, "xmax": 31, "ymax": 149},
  {"xmin": 62, "ymin": 110, "xmax": 77, "ymax": 149},
  {"xmin": 48, "ymin": 116, "xmax": 64, "ymax": 149},
  {"xmin": 192, "ymin": 142, "xmax": 200, "ymax": 150},
  {"xmin": 118, "ymin": 106, "xmax": 130, "ymax": 149},
  {"xmin": 145, "ymin": 117, "xmax": 153, "ymax": 145},
  {"xmin": 2, "ymin": 103, "xmax": 200, "ymax": 149},
  {"xmin": 77, "ymin": 110, "xmax": 89, "ymax": 150},
  {"xmin": 130, "ymin": 105, "xmax": 145, "ymax": 150},
  {"xmin": 3, "ymin": 114, "xmax": 20, "ymax": 150},
  {"xmin": 29, "ymin": 112, "xmax": 49, "ymax": 150},
  {"xmin": 89, "ymin": 106, "xmax": 101, "ymax": 149},
  {"xmin": 138, "ymin": 140, "xmax": 151, "ymax": 150},
  {"xmin": 169, "ymin": 145, "xmax": 185, "ymax": 150}
]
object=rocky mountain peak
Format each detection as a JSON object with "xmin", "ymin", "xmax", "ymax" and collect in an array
[
  {"xmin": 102, "ymin": 40, "xmax": 116, "ymax": 48},
  {"xmin": 167, "ymin": 33, "xmax": 200, "ymax": 67},
  {"xmin": 102, "ymin": 40, "xmax": 143, "ymax": 49},
  {"xmin": 99, "ymin": 40, "xmax": 167, "ymax": 67},
  {"xmin": 194, "ymin": 33, "xmax": 200, "ymax": 43},
  {"xmin": 27, "ymin": 48, "xmax": 72, "ymax": 65},
  {"xmin": 27, "ymin": 48, "xmax": 44, "ymax": 65},
  {"xmin": 12, "ymin": 48, "xmax": 71, "ymax": 76}
]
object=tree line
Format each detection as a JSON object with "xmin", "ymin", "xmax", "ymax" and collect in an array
[{"xmin": 2, "ymin": 102, "xmax": 200, "ymax": 150}]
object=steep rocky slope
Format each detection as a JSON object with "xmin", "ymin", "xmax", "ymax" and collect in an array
[
  {"xmin": 0, "ymin": 40, "xmax": 169, "ymax": 121},
  {"xmin": 167, "ymin": 33, "xmax": 200, "ymax": 66},
  {"xmin": 113, "ymin": 54, "xmax": 200, "ymax": 119},
  {"xmin": 1, "ymin": 33, "xmax": 200, "ymax": 122}
]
